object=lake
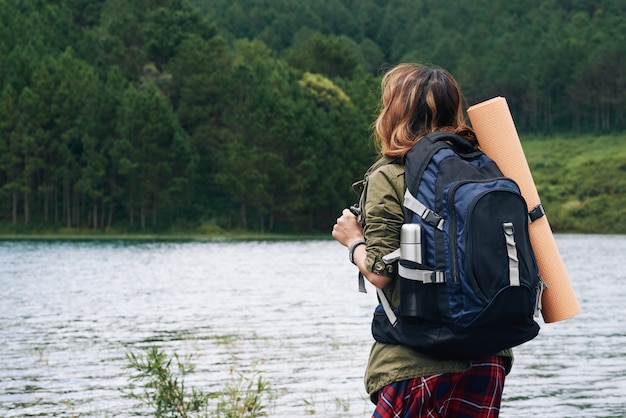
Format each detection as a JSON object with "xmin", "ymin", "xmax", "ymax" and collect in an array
[{"xmin": 0, "ymin": 235, "xmax": 625, "ymax": 417}]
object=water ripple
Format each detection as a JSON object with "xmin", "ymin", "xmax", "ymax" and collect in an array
[{"xmin": 0, "ymin": 236, "xmax": 625, "ymax": 416}]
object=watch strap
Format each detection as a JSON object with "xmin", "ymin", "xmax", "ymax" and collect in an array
[{"xmin": 348, "ymin": 239, "xmax": 366, "ymax": 265}]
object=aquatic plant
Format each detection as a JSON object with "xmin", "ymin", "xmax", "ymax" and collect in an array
[
  {"xmin": 124, "ymin": 346, "xmax": 274, "ymax": 417},
  {"xmin": 214, "ymin": 366, "xmax": 274, "ymax": 418},
  {"xmin": 125, "ymin": 346, "xmax": 210, "ymax": 417}
]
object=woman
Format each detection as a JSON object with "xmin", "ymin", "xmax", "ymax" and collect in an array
[{"xmin": 332, "ymin": 64, "xmax": 512, "ymax": 417}]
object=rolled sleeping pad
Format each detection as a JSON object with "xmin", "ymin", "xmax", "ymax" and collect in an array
[{"xmin": 467, "ymin": 96, "xmax": 580, "ymax": 323}]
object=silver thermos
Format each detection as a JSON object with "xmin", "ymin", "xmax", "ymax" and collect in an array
[{"xmin": 400, "ymin": 224, "xmax": 422, "ymax": 263}]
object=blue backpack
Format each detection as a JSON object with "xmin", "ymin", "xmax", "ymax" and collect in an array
[{"xmin": 371, "ymin": 132, "xmax": 545, "ymax": 359}]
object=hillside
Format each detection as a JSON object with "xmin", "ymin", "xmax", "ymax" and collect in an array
[
  {"xmin": 0, "ymin": 0, "xmax": 624, "ymax": 234},
  {"xmin": 523, "ymin": 134, "xmax": 626, "ymax": 233}
]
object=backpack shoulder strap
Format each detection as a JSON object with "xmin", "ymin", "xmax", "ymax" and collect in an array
[
  {"xmin": 404, "ymin": 132, "xmax": 485, "ymax": 198},
  {"xmin": 423, "ymin": 131, "xmax": 477, "ymax": 154}
]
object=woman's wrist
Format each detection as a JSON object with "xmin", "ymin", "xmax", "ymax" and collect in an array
[{"xmin": 348, "ymin": 239, "xmax": 366, "ymax": 265}]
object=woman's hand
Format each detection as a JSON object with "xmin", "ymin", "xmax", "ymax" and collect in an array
[
  {"xmin": 332, "ymin": 208, "xmax": 364, "ymax": 248},
  {"xmin": 332, "ymin": 208, "xmax": 391, "ymax": 289}
]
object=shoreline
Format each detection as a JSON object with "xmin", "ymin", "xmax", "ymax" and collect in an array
[{"xmin": 0, "ymin": 232, "xmax": 332, "ymax": 242}]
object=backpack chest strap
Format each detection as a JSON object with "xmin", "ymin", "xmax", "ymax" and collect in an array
[{"xmin": 404, "ymin": 190, "xmax": 445, "ymax": 230}]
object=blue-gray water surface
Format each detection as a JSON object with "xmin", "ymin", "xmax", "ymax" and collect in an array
[{"xmin": 0, "ymin": 235, "xmax": 624, "ymax": 417}]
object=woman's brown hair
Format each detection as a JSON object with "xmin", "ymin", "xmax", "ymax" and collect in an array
[{"xmin": 374, "ymin": 63, "xmax": 477, "ymax": 157}]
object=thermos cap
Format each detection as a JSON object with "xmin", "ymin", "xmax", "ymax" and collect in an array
[{"xmin": 401, "ymin": 223, "xmax": 421, "ymax": 244}]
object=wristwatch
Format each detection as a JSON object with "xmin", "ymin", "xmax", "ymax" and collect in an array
[{"xmin": 348, "ymin": 239, "xmax": 366, "ymax": 265}]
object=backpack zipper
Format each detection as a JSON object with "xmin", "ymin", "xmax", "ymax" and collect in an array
[{"xmin": 447, "ymin": 180, "xmax": 468, "ymax": 283}]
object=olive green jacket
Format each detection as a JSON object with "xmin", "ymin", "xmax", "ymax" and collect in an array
[{"xmin": 358, "ymin": 157, "xmax": 513, "ymax": 403}]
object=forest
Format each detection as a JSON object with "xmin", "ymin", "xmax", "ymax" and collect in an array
[{"xmin": 0, "ymin": 0, "xmax": 624, "ymax": 234}]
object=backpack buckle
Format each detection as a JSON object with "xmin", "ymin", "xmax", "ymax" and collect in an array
[{"xmin": 423, "ymin": 209, "xmax": 445, "ymax": 230}]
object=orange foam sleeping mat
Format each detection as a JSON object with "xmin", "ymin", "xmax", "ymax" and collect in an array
[{"xmin": 467, "ymin": 97, "xmax": 580, "ymax": 323}]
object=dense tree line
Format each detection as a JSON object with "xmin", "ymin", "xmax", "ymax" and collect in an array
[
  {"xmin": 0, "ymin": 0, "xmax": 624, "ymax": 233},
  {"xmin": 0, "ymin": 0, "xmax": 376, "ymax": 233},
  {"xmin": 198, "ymin": 0, "xmax": 625, "ymax": 134}
]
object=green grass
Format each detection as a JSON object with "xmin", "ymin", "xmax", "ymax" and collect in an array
[
  {"xmin": 0, "ymin": 231, "xmax": 330, "ymax": 242},
  {"xmin": 521, "ymin": 133, "xmax": 626, "ymax": 233}
]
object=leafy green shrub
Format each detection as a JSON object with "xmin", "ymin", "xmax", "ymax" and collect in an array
[
  {"xmin": 125, "ymin": 347, "xmax": 210, "ymax": 417},
  {"xmin": 124, "ymin": 346, "xmax": 275, "ymax": 417}
]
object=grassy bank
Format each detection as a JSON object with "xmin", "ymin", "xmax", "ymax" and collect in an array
[
  {"xmin": 522, "ymin": 133, "xmax": 626, "ymax": 234},
  {"xmin": 0, "ymin": 219, "xmax": 330, "ymax": 241},
  {"xmin": 0, "ymin": 231, "xmax": 330, "ymax": 242}
]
